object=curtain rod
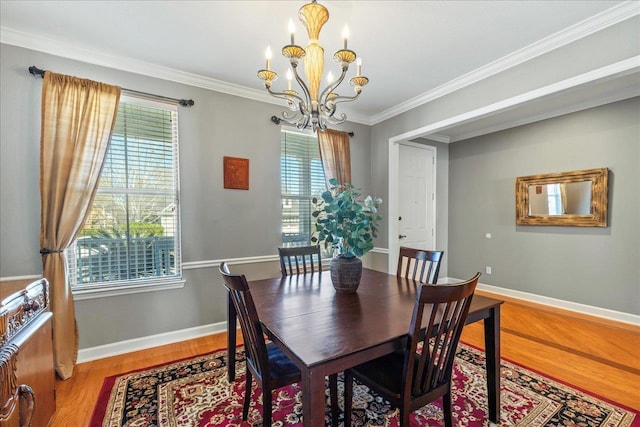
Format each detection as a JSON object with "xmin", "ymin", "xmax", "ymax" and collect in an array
[
  {"xmin": 270, "ymin": 116, "xmax": 354, "ymax": 137},
  {"xmin": 28, "ymin": 66, "xmax": 195, "ymax": 107}
]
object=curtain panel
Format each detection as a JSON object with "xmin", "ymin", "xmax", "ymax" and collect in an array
[
  {"xmin": 39, "ymin": 72, "xmax": 120, "ymax": 379},
  {"xmin": 317, "ymin": 128, "xmax": 351, "ymax": 186}
]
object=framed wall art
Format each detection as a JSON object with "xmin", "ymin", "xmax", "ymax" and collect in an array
[{"xmin": 223, "ymin": 156, "xmax": 249, "ymax": 190}]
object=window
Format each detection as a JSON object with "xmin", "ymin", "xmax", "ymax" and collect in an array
[
  {"xmin": 547, "ymin": 183, "xmax": 563, "ymax": 215},
  {"xmin": 67, "ymin": 95, "xmax": 182, "ymax": 296},
  {"xmin": 281, "ymin": 129, "xmax": 326, "ymax": 247}
]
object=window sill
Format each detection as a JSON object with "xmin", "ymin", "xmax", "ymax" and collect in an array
[{"xmin": 72, "ymin": 278, "xmax": 186, "ymax": 301}]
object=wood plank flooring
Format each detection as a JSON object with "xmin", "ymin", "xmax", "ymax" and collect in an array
[{"xmin": 50, "ymin": 298, "xmax": 639, "ymax": 426}]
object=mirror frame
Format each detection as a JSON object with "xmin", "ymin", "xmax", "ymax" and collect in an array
[{"xmin": 516, "ymin": 168, "xmax": 608, "ymax": 227}]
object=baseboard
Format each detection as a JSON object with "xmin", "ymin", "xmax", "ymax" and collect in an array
[
  {"xmin": 77, "ymin": 321, "xmax": 228, "ymax": 363},
  {"xmin": 441, "ymin": 277, "xmax": 640, "ymax": 327}
]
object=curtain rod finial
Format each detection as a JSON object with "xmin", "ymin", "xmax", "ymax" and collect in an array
[{"xmin": 29, "ymin": 65, "xmax": 46, "ymax": 78}]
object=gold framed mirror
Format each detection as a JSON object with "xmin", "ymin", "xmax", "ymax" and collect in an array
[{"xmin": 516, "ymin": 168, "xmax": 608, "ymax": 227}]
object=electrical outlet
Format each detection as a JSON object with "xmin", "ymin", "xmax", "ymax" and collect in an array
[{"xmin": 485, "ymin": 266, "xmax": 492, "ymax": 274}]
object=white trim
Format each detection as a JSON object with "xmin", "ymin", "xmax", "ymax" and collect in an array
[
  {"xmin": 0, "ymin": 27, "xmax": 371, "ymax": 126},
  {"xmin": 388, "ymin": 142, "xmax": 437, "ymax": 274},
  {"xmin": 385, "ymin": 57, "xmax": 640, "ymax": 144},
  {"xmin": 73, "ymin": 279, "xmax": 186, "ymax": 301},
  {"xmin": 0, "ymin": 274, "xmax": 41, "ymax": 282},
  {"xmin": 448, "ymin": 83, "xmax": 639, "ymax": 142},
  {"xmin": 371, "ymin": 247, "xmax": 389, "ymax": 255},
  {"xmin": 77, "ymin": 321, "xmax": 228, "ymax": 363},
  {"xmin": 440, "ymin": 277, "xmax": 640, "ymax": 327},
  {"xmin": 369, "ymin": 1, "xmax": 640, "ymax": 124},
  {"xmin": 421, "ymin": 134, "xmax": 450, "ymax": 144},
  {"xmin": 2, "ymin": 2, "xmax": 636, "ymax": 126},
  {"xmin": 183, "ymin": 255, "xmax": 279, "ymax": 270}
]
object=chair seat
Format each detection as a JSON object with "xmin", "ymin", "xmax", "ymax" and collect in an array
[
  {"xmin": 266, "ymin": 342, "xmax": 300, "ymax": 382},
  {"xmin": 350, "ymin": 350, "xmax": 414, "ymax": 399}
]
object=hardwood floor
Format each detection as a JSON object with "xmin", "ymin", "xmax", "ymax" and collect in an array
[{"xmin": 51, "ymin": 296, "xmax": 639, "ymax": 426}]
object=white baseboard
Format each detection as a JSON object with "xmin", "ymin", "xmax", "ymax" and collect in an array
[
  {"xmin": 442, "ymin": 277, "xmax": 640, "ymax": 327},
  {"xmin": 77, "ymin": 321, "xmax": 228, "ymax": 363}
]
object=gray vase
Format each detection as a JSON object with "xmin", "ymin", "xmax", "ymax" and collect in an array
[{"xmin": 330, "ymin": 255, "xmax": 362, "ymax": 293}]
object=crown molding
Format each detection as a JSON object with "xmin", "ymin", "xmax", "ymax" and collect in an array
[
  {"xmin": 370, "ymin": 1, "xmax": 640, "ymax": 125},
  {"xmin": 0, "ymin": 26, "xmax": 371, "ymax": 126},
  {"xmin": 2, "ymin": 1, "xmax": 637, "ymax": 127},
  {"xmin": 392, "ymin": 56, "xmax": 640, "ymax": 142}
]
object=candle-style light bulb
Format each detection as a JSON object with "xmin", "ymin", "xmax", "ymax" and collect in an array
[
  {"xmin": 356, "ymin": 57, "xmax": 362, "ymax": 76},
  {"xmin": 288, "ymin": 18, "xmax": 296, "ymax": 45},
  {"xmin": 287, "ymin": 68, "xmax": 293, "ymax": 90},
  {"xmin": 265, "ymin": 46, "xmax": 272, "ymax": 70},
  {"xmin": 327, "ymin": 71, "xmax": 334, "ymax": 84},
  {"xmin": 342, "ymin": 25, "xmax": 350, "ymax": 50}
]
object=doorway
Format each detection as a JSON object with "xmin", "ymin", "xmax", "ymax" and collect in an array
[{"xmin": 388, "ymin": 141, "xmax": 437, "ymax": 273}]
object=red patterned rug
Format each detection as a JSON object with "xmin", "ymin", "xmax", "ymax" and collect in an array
[{"xmin": 90, "ymin": 343, "xmax": 638, "ymax": 426}]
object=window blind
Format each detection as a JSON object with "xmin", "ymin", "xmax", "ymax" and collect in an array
[
  {"xmin": 281, "ymin": 130, "xmax": 326, "ymax": 247},
  {"xmin": 68, "ymin": 96, "xmax": 181, "ymax": 289}
]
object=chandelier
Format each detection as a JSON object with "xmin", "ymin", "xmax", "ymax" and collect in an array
[{"xmin": 257, "ymin": 0, "xmax": 369, "ymax": 132}]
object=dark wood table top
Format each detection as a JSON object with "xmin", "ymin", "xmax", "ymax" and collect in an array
[{"xmin": 249, "ymin": 268, "xmax": 503, "ymax": 370}]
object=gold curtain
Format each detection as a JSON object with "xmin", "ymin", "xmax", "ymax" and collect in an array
[
  {"xmin": 39, "ymin": 72, "xmax": 120, "ymax": 379},
  {"xmin": 317, "ymin": 128, "xmax": 351, "ymax": 186}
]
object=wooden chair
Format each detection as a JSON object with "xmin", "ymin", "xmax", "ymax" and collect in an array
[
  {"xmin": 344, "ymin": 273, "xmax": 480, "ymax": 427},
  {"xmin": 219, "ymin": 262, "xmax": 337, "ymax": 425},
  {"xmin": 278, "ymin": 245, "xmax": 322, "ymax": 276},
  {"xmin": 397, "ymin": 247, "xmax": 444, "ymax": 284},
  {"xmin": 277, "ymin": 246, "xmax": 340, "ymax": 424}
]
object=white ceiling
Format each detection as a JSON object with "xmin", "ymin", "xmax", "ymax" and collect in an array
[{"xmin": 1, "ymin": 1, "xmax": 639, "ymax": 139}]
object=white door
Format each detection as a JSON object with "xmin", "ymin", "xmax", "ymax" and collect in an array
[{"xmin": 398, "ymin": 143, "xmax": 435, "ymax": 251}]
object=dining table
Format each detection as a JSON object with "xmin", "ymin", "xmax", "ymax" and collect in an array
[{"xmin": 226, "ymin": 267, "xmax": 503, "ymax": 426}]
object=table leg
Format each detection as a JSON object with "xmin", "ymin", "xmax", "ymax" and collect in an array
[
  {"xmin": 301, "ymin": 368, "xmax": 328, "ymax": 427},
  {"xmin": 483, "ymin": 305, "xmax": 501, "ymax": 423},
  {"xmin": 227, "ymin": 292, "xmax": 237, "ymax": 382}
]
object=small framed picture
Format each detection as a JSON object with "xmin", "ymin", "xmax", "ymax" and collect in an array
[{"xmin": 223, "ymin": 156, "xmax": 249, "ymax": 190}]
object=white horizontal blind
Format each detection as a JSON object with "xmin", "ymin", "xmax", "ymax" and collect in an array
[
  {"xmin": 281, "ymin": 130, "xmax": 326, "ymax": 247},
  {"xmin": 68, "ymin": 96, "xmax": 181, "ymax": 289}
]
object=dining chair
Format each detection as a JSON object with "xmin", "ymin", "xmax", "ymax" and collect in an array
[
  {"xmin": 219, "ymin": 262, "xmax": 337, "ymax": 425},
  {"xmin": 397, "ymin": 246, "xmax": 444, "ymax": 284},
  {"xmin": 343, "ymin": 272, "xmax": 481, "ymax": 427},
  {"xmin": 278, "ymin": 245, "xmax": 323, "ymax": 276},
  {"xmin": 277, "ymin": 246, "xmax": 340, "ymax": 425}
]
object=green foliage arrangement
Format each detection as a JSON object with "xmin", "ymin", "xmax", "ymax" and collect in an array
[
  {"xmin": 311, "ymin": 178, "xmax": 383, "ymax": 258},
  {"xmin": 79, "ymin": 222, "xmax": 164, "ymax": 238}
]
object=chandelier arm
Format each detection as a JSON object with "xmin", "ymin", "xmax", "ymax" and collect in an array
[
  {"xmin": 265, "ymin": 86, "xmax": 308, "ymax": 107},
  {"xmin": 290, "ymin": 64, "xmax": 313, "ymax": 109},
  {"xmin": 319, "ymin": 66, "xmax": 349, "ymax": 105},
  {"xmin": 278, "ymin": 110, "xmax": 304, "ymax": 124},
  {"xmin": 328, "ymin": 91, "xmax": 362, "ymax": 106},
  {"xmin": 325, "ymin": 113, "xmax": 347, "ymax": 125}
]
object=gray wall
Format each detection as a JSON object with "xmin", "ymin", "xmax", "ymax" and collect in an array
[
  {"xmin": 1, "ymin": 12, "xmax": 638, "ymax": 350},
  {"xmin": 0, "ymin": 44, "xmax": 371, "ymax": 348},
  {"xmin": 448, "ymin": 98, "xmax": 640, "ymax": 314}
]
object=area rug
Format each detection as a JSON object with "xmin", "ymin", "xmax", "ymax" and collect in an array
[{"xmin": 90, "ymin": 343, "xmax": 639, "ymax": 426}]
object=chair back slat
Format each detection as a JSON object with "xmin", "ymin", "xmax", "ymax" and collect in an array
[
  {"xmin": 397, "ymin": 247, "xmax": 443, "ymax": 284},
  {"xmin": 278, "ymin": 245, "xmax": 322, "ymax": 276},
  {"xmin": 403, "ymin": 273, "xmax": 479, "ymax": 398},
  {"xmin": 219, "ymin": 262, "xmax": 270, "ymax": 380}
]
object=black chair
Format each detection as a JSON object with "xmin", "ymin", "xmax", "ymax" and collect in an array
[
  {"xmin": 220, "ymin": 262, "xmax": 337, "ymax": 425},
  {"xmin": 397, "ymin": 246, "xmax": 444, "ymax": 284},
  {"xmin": 278, "ymin": 245, "xmax": 323, "ymax": 276},
  {"xmin": 277, "ymin": 246, "xmax": 340, "ymax": 425},
  {"xmin": 344, "ymin": 273, "xmax": 480, "ymax": 427}
]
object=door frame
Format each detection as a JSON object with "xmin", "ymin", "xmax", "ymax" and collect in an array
[{"xmin": 388, "ymin": 138, "xmax": 437, "ymax": 274}]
